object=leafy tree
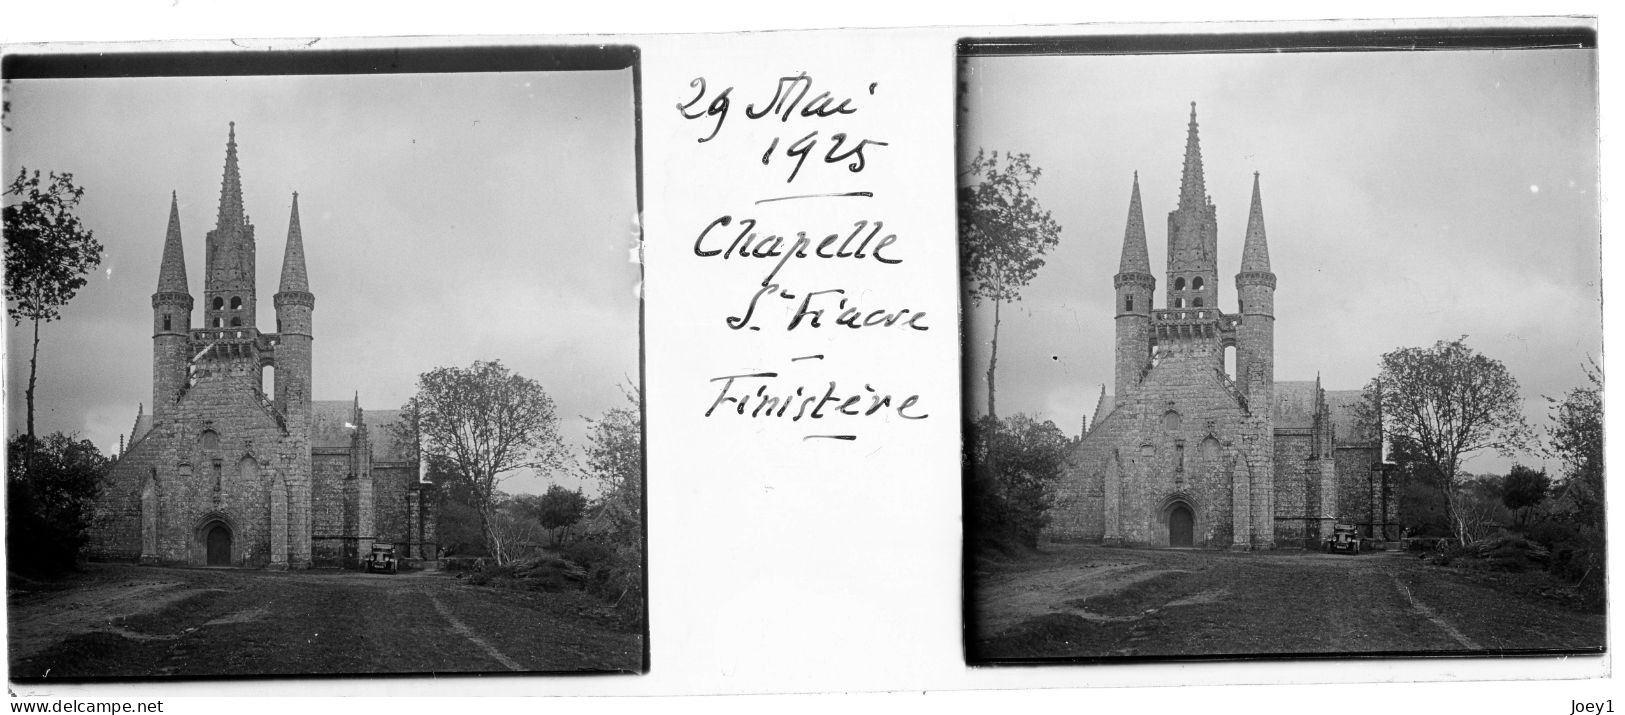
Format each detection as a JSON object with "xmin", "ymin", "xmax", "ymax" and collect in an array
[
  {"xmin": 1547, "ymin": 359, "xmax": 1603, "ymax": 527},
  {"xmin": 537, "ymin": 484, "xmax": 587, "ymax": 544},
  {"xmin": 575, "ymin": 384, "xmax": 643, "ymax": 626},
  {"xmin": 4, "ymin": 168, "xmax": 103, "ymax": 442},
  {"xmin": 7, "ymin": 432, "xmax": 108, "ymax": 576},
  {"xmin": 1500, "ymin": 464, "xmax": 1551, "ymax": 529},
  {"xmin": 1362, "ymin": 337, "xmax": 1533, "ymax": 545},
  {"xmin": 581, "ymin": 383, "xmax": 642, "ymax": 536},
  {"xmin": 966, "ymin": 413, "xmax": 1070, "ymax": 550},
  {"xmin": 398, "ymin": 360, "xmax": 567, "ymax": 565},
  {"xmin": 959, "ymin": 150, "xmax": 1061, "ymax": 418}
]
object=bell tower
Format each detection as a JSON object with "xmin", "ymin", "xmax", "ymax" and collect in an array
[
  {"xmin": 1166, "ymin": 102, "xmax": 1219, "ymax": 313},
  {"xmin": 203, "ymin": 122, "xmax": 257, "ymax": 332}
]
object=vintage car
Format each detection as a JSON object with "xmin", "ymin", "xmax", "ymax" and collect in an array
[
  {"xmin": 1323, "ymin": 524, "xmax": 1362, "ymax": 555},
  {"xmin": 362, "ymin": 543, "xmax": 399, "ymax": 574}
]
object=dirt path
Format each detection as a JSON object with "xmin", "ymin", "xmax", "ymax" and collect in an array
[
  {"xmin": 968, "ymin": 544, "xmax": 1603, "ymax": 661},
  {"xmin": 8, "ymin": 564, "xmax": 642, "ymax": 678}
]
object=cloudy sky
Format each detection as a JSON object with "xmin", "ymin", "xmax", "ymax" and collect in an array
[
  {"xmin": 4, "ymin": 67, "xmax": 640, "ymax": 495},
  {"xmin": 961, "ymin": 47, "xmax": 1599, "ymax": 474}
]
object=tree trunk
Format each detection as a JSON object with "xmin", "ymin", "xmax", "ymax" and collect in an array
[
  {"xmin": 478, "ymin": 506, "xmax": 503, "ymax": 566},
  {"xmin": 27, "ymin": 313, "xmax": 41, "ymax": 441},
  {"xmin": 986, "ymin": 297, "xmax": 1001, "ymax": 419}
]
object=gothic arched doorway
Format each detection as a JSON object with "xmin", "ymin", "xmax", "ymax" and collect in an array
[
  {"xmin": 1169, "ymin": 503, "xmax": 1194, "ymax": 547},
  {"xmin": 205, "ymin": 523, "xmax": 233, "ymax": 566}
]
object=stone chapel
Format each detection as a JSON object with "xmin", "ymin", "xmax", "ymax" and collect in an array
[
  {"xmin": 1046, "ymin": 104, "xmax": 1397, "ymax": 549},
  {"xmin": 86, "ymin": 125, "xmax": 436, "ymax": 568}
]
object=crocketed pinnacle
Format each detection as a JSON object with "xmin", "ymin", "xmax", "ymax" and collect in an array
[
  {"xmin": 156, "ymin": 191, "xmax": 189, "ymax": 293},
  {"xmin": 1117, "ymin": 172, "xmax": 1151, "ymax": 275},
  {"xmin": 278, "ymin": 192, "xmax": 310, "ymax": 294},
  {"xmin": 1177, "ymin": 102, "xmax": 1207, "ymax": 211},
  {"xmin": 1240, "ymin": 171, "xmax": 1272, "ymax": 274},
  {"xmin": 215, "ymin": 122, "xmax": 245, "ymax": 232}
]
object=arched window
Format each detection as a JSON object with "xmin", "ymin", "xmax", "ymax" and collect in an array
[
  {"xmin": 230, "ymin": 296, "xmax": 243, "ymax": 310},
  {"xmin": 230, "ymin": 317, "xmax": 242, "ymax": 327},
  {"xmin": 1161, "ymin": 410, "xmax": 1181, "ymax": 431},
  {"xmin": 212, "ymin": 297, "xmax": 224, "ymax": 310},
  {"xmin": 1175, "ymin": 442, "xmax": 1186, "ymax": 471},
  {"xmin": 1174, "ymin": 298, "xmax": 1184, "ymax": 308},
  {"xmin": 1193, "ymin": 298, "xmax": 1204, "ymax": 308},
  {"xmin": 1192, "ymin": 277, "xmax": 1205, "ymax": 291},
  {"xmin": 200, "ymin": 429, "xmax": 220, "ymax": 452},
  {"xmin": 1125, "ymin": 295, "xmax": 1134, "ymax": 311},
  {"xmin": 212, "ymin": 317, "xmax": 222, "ymax": 328},
  {"xmin": 1173, "ymin": 277, "xmax": 1186, "ymax": 291},
  {"xmin": 1202, "ymin": 436, "xmax": 1222, "ymax": 461}
]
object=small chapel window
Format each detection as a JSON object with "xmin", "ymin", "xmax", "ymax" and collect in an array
[
  {"xmin": 212, "ymin": 297, "xmax": 224, "ymax": 310},
  {"xmin": 230, "ymin": 296, "xmax": 243, "ymax": 310},
  {"xmin": 1162, "ymin": 410, "xmax": 1181, "ymax": 431},
  {"xmin": 1174, "ymin": 277, "xmax": 1186, "ymax": 291},
  {"xmin": 1193, "ymin": 277, "xmax": 1205, "ymax": 291}
]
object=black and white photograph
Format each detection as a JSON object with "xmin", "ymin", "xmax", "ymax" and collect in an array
[
  {"xmin": 4, "ymin": 46, "xmax": 646, "ymax": 678},
  {"xmin": 959, "ymin": 30, "xmax": 1604, "ymax": 662}
]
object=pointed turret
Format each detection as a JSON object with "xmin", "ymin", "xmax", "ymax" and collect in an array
[
  {"xmin": 1236, "ymin": 173, "xmax": 1277, "ymax": 406},
  {"xmin": 1177, "ymin": 102, "xmax": 1207, "ymax": 211},
  {"xmin": 157, "ymin": 192, "xmax": 189, "ymax": 293},
  {"xmin": 216, "ymin": 122, "xmax": 245, "ymax": 232},
  {"xmin": 1114, "ymin": 173, "xmax": 1156, "ymax": 402},
  {"xmin": 152, "ymin": 193, "xmax": 195, "ymax": 420},
  {"xmin": 279, "ymin": 192, "xmax": 310, "ymax": 293},
  {"xmin": 1240, "ymin": 172, "xmax": 1272, "ymax": 273},
  {"xmin": 273, "ymin": 192, "xmax": 315, "ymax": 417},
  {"xmin": 1118, "ymin": 172, "xmax": 1151, "ymax": 275}
]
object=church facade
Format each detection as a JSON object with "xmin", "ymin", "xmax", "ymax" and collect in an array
[
  {"xmin": 87, "ymin": 125, "xmax": 436, "ymax": 568},
  {"xmin": 1047, "ymin": 105, "xmax": 1396, "ymax": 549}
]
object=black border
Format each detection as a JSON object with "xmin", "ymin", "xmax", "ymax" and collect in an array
[
  {"xmin": 4, "ymin": 42, "xmax": 651, "ymax": 683},
  {"xmin": 957, "ymin": 24, "xmax": 1602, "ymax": 668}
]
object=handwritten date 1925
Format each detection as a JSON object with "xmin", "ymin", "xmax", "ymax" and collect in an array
[{"xmin": 677, "ymin": 72, "xmax": 888, "ymax": 183}]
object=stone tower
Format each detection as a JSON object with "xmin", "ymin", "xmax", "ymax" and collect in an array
[
  {"xmin": 152, "ymin": 192, "xmax": 193, "ymax": 422},
  {"xmin": 1236, "ymin": 172, "xmax": 1277, "ymax": 405},
  {"xmin": 274, "ymin": 193, "xmax": 314, "ymax": 416},
  {"xmin": 1113, "ymin": 173, "xmax": 1154, "ymax": 403},
  {"xmin": 1155, "ymin": 103, "xmax": 1227, "ymax": 373},
  {"xmin": 203, "ymin": 123, "xmax": 257, "ymax": 332},
  {"xmin": 1166, "ymin": 102, "xmax": 1219, "ymax": 314}
]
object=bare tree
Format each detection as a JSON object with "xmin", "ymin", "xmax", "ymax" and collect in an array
[
  {"xmin": 959, "ymin": 150, "xmax": 1061, "ymax": 418},
  {"xmin": 400, "ymin": 360, "xmax": 567, "ymax": 565},
  {"xmin": 1363, "ymin": 337, "xmax": 1533, "ymax": 545}
]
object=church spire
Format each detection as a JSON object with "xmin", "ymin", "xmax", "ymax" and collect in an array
[
  {"xmin": 1177, "ymin": 102, "xmax": 1207, "ymax": 211},
  {"xmin": 156, "ymin": 191, "xmax": 188, "ymax": 293},
  {"xmin": 278, "ymin": 192, "xmax": 310, "ymax": 293},
  {"xmin": 1240, "ymin": 171, "xmax": 1272, "ymax": 273},
  {"xmin": 1118, "ymin": 171, "xmax": 1151, "ymax": 275},
  {"xmin": 215, "ymin": 122, "xmax": 245, "ymax": 232}
]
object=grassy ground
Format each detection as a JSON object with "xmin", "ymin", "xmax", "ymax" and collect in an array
[
  {"xmin": 8, "ymin": 563, "xmax": 643, "ymax": 679},
  {"xmin": 967, "ymin": 543, "xmax": 1605, "ymax": 662}
]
